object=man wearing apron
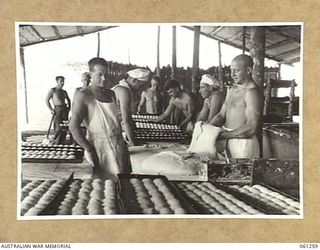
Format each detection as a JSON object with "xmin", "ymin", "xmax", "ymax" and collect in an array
[
  {"xmin": 70, "ymin": 57, "xmax": 131, "ymax": 180},
  {"xmin": 209, "ymin": 54, "xmax": 262, "ymax": 158},
  {"xmin": 112, "ymin": 68, "xmax": 151, "ymax": 146}
]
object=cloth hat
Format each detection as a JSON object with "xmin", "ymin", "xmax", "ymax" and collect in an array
[
  {"xmin": 127, "ymin": 68, "xmax": 150, "ymax": 82},
  {"xmin": 200, "ymin": 74, "xmax": 220, "ymax": 88}
]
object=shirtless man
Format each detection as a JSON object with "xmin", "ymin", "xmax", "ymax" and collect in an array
[
  {"xmin": 70, "ymin": 57, "xmax": 131, "ymax": 179},
  {"xmin": 155, "ymin": 79, "xmax": 195, "ymax": 133},
  {"xmin": 112, "ymin": 68, "xmax": 151, "ymax": 146},
  {"xmin": 209, "ymin": 54, "xmax": 262, "ymax": 158},
  {"xmin": 197, "ymin": 74, "xmax": 225, "ymax": 123},
  {"xmin": 137, "ymin": 75, "xmax": 163, "ymax": 114},
  {"xmin": 45, "ymin": 76, "xmax": 71, "ymax": 133},
  {"xmin": 76, "ymin": 72, "xmax": 91, "ymax": 92}
]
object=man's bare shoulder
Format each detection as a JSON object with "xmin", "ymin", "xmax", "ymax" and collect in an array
[
  {"xmin": 244, "ymin": 85, "xmax": 262, "ymax": 102},
  {"xmin": 114, "ymin": 86, "xmax": 130, "ymax": 98}
]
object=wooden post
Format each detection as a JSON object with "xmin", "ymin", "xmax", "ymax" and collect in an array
[
  {"xmin": 97, "ymin": 32, "xmax": 100, "ymax": 57},
  {"xmin": 249, "ymin": 26, "xmax": 265, "ymax": 88},
  {"xmin": 156, "ymin": 26, "xmax": 161, "ymax": 76},
  {"xmin": 171, "ymin": 26, "xmax": 177, "ymax": 78},
  {"xmin": 249, "ymin": 26, "xmax": 266, "ymax": 158},
  {"xmin": 288, "ymin": 80, "xmax": 296, "ymax": 121},
  {"xmin": 20, "ymin": 47, "xmax": 29, "ymax": 124},
  {"xmin": 191, "ymin": 26, "xmax": 200, "ymax": 93},
  {"xmin": 218, "ymin": 41, "xmax": 224, "ymax": 91},
  {"xmin": 242, "ymin": 26, "xmax": 246, "ymax": 54}
]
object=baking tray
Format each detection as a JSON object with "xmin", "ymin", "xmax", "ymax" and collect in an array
[
  {"xmin": 117, "ymin": 174, "xmax": 197, "ymax": 214},
  {"xmin": 21, "ymin": 145, "xmax": 84, "ymax": 163},
  {"xmin": 215, "ymin": 183, "xmax": 287, "ymax": 215},
  {"xmin": 172, "ymin": 182, "xmax": 215, "ymax": 214},
  {"xmin": 39, "ymin": 172, "xmax": 74, "ymax": 215}
]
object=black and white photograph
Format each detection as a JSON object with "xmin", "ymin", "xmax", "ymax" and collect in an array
[{"xmin": 17, "ymin": 23, "xmax": 302, "ymax": 219}]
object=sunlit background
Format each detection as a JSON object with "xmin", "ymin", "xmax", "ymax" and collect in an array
[{"xmin": 18, "ymin": 25, "xmax": 302, "ymax": 131}]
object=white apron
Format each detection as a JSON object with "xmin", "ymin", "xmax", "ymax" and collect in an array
[
  {"xmin": 84, "ymin": 98, "xmax": 131, "ymax": 180},
  {"xmin": 218, "ymin": 126, "xmax": 260, "ymax": 158}
]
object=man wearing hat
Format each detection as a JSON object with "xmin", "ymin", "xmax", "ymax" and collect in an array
[
  {"xmin": 112, "ymin": 68, "xmax": 151, "ymax": 146},
  {"xmin": 197, "ymin": 74, "xmax": 225, "ymax": 123}
]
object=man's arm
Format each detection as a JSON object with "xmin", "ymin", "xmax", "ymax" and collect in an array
[
  {"xmin": 220, "ymin": 88, "xmax": 262, "ymax": 139},
  {"xmin": 115, "ymin": 87, "xmax": 136, "ymax": 146},
  {"xmin": 137, "ymin": 91, "xmax": 146, "ymax": 114},
  {"xmin": 179, "ymin": 96, "xmax": 195, "ymax": 128},
  {"xmin": 69, "ymin": 91, "xmax": 100, "ymax": 167},
  {"xmin": 154, "ymin": 98, "xmax": 175, "ymax": 123},
  {"xmin": 197, "ymin": 99, "xmax": 209, "ymax": 122},
  {"xmin": 45, "ymin": 89, "xmax": 54, "ymax": 114},
  {"xmin": 207, "ymin": 94, "xmax": 224, "ymax": 122},
  {"xmin": 69, "ymin": 91, "xmax": 92, "ymax": 151}
]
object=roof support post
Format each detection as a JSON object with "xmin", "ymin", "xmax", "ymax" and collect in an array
[
  {"xmin": 191, "ymin": 26, "xmax": 200, "ymax": 93},
  {"xmin": 171, "ymin": 26, "xmax": 177, "ymax": 78},
  {"xmin": 249, "ymin": 26, "xmax": 266, "ymax": 158},
  {"xmin": 156, "ymin": 26, "xmax": 161, "ymax": 76},
  {"xmin": 20, "ymin": 47, "xmax": 29, "ymax": 124}
]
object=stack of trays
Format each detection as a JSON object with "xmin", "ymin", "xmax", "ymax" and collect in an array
[
  {"xmin": 117, "ymin": 174, "xmax": 196, "ymax": 214},
  {"xmin": 175, "ymin": 182, "xmax": 300, "ymax": 215},
  {"xmin": 21, "ymin": 143, "xmax": 84, "ymax": 163},
  {"xmin": 59, "ymin": 121, "xmax": 69, "ymax": 128}
]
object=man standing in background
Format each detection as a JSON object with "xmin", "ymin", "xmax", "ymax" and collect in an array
[{"xmin": 45, "ymin": 76, "xmax": 71, "ymax": 142}]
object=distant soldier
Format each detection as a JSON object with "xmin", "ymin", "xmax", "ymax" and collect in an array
[
  {"xmin": 137, "ymin": 75, "xmax": 163, "ymax": 114},
  {"xmin": 45, "ymin": 76, "xmax": 71, "ymax": 134},
  {"xmin": 155, "ymin": 79, "xmax": 195, "ymax": 134}
]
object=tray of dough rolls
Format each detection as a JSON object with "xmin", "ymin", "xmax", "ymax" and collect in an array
[
  {"xmin": 132, "ymin": 114, "xmax": 159, "ymax": 123},
  {"xmin": 174, "ymin": 182, "xmax": 300, "ymax": 215},
  {"xmin": 117, "ymin": 174, "xmax": 196, "ymax": 214},
  {"xmin": 21, "ymin": 175, "xmax": 123, "ymax": 216},
  {"xmin": 21, "ymin": 142, "xmax": 84, "ymax": 163},
  {"xmin": 20, "ymin": 174, "xmax": 73, "ymax": 216}
]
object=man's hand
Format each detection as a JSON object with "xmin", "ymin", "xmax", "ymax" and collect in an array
[{"xmin": 85, "ymin": 148, "xmax": 100, "ymax": 168}]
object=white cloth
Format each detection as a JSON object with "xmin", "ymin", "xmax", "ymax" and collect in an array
[
  {"xmin": 218, "ymin": 126, "xmax": 260, "ymax": 158},
  {"xmin": 200, "ymin": 74, "xmax": 220, "ymax": 88},
  {"xmin": 187, "ymin": 121, "xmax": 222, "ymax": 157},
  {"xmin": 127, "ymin": 68, "xmax": 150, "ymax": 81},
  {"xmin": 84, "ymin": 98, "xmax": 131, "ymax": 180}
]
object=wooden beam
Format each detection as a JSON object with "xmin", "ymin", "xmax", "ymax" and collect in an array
[
  {"xmin": 192, "ymin": 26, "xmax": 200, "ymax": 93},
  {"xmin": 171, "ymin": 26, "xmax": 177, "ymax": 78},
  {"xmin": 21, "ymin": 26, "xmax": 117, "ymax": 47},
  {"xmin": 242, "ymin": 26, "xmax": 246, "ymax": 53},
  {"xmin": 156, "ymin": 26, "xmax": 161, "ymax": 76},
  {"xmin": 276, "ymin": 47, "xmax": 300, "ymax": 58},
  {"xmin": 266, "ymin": 26, "xmax": 300, "ymax": 43},
  {"xmin": 266, "ymin": 38, "xmax": 294, "ymax": 50},
  {"xmin": 76, "ymin": 26, "xmax": 85, "ymax": 36},
  {"xmin": 97, "ymin": 33, "xmax": 100, "ymax": 57},
  {"xmin": 52, "ymin": 26, "xmax": 62, "ymax": 39},
  {"xmin": 210, "ymin": 26, "xmax": 222, "ymax": 35},
  {"xmin": 182, "ymin": 26, "xmax": 284, "ymax": 62},
  {"xmin": 218, "ymin": 41, "xmax": 223, "ymax": 90},
  {"xmin": 29, "ymin": 26, "xmax": 45, "ymax": 41},
  {"xmin": 20, "ymin": 47, "xmax": 29, "ymax": 124}
]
